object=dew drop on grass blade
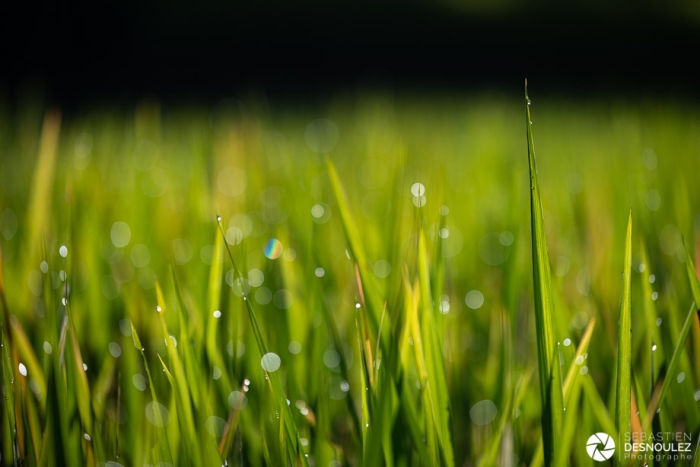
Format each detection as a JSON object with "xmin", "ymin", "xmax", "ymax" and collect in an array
[{"xmin": 525, "ymin": 81, "xmax": 564, "ymax": 466}]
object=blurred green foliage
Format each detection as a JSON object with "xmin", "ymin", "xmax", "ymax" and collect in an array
[{"xmin": 1, "ymin": 91, "xmax": 700, "ymax": 466}]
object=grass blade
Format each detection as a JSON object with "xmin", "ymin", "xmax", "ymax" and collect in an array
[
  {"xmin": 525, "ymin": 81, "xmax": 564, "ymax": 466},
  {"xmin": 645, "ymin": 240, "xmax": 700, "ymax": 428},
  {"xmin": 615, "ymin": 210, "xmax": 633, "ymax": 441},
  {"xmin": 217, "ymin": 217, "xmax": 309, "ymax": 467}
]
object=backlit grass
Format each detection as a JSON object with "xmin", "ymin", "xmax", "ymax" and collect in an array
[{"xmin": 1, "ymin": 90, "xmax": 700, "ymax": 465}]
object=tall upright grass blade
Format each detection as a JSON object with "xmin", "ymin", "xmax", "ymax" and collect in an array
[
  {"xmin": 615, "ymin": 210, "xmax": 633, "ymax": 443},
  {"xmin": 530, "ymin": 318, "xmax": 597, "ymax": 467},
  {"xmin": 525, "ymin": 81, "xmax": 564, "ymax": 466},
  {"xmin": 417, "ymin": 232, "xmax": 454, "ymax": 466},
  {"xmin": 326, "ymin": 158, "xmax": 389, "ymax": 352},
  {"xmin": 27, "ymin": 111, "xmax": 61, "ymax": 262},
  {"xmin": 217, "ymin": 217, "xmax": 309, "ymax": 467},
  {"xmin": 155, "ymin": 281, "xmax": 203, "ymax": 466}
]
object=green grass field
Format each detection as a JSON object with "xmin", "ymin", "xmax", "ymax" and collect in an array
[{"xmin": 1, "ymin": 90, "xmax": 700, "ymax": 466}]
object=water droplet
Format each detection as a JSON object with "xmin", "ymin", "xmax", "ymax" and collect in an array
[
  {"xmin": 40, "ymin": 261, "xmax": 49, "ymax": 273},
  {"xmin": 263, "ymin": 239, "xmax": 283, "ymax": 260},
  {"xmin": 213, "ymin": 310, "xmax": 221, "ymax": 319},
  {"xmin": 205, "ymin": 416, "xmax": 227, "ymax": 437},
  {"xmin": 315, "ymin": 267, "xmax": 325, "ymax": 278},
  {"xmin": 83, "ymin": 363, "xmax": 88, "ymax": 371},
  {"xmin": 109, "ymin": 342, "xmax": 122, "ymax": 358},
  {"xmin": 652, "ymin": 344, "xmax": 657, "ymax": 351},
  {"xmin": 156, "ymin": 305, "xmax": 162, "ymax": 313},
  {"xmin": 261, "ymin": 352, "xmax": 281, "ymax": 372},
  {"xmin": 311, "ymin": 204, "xmax": 325, "ymax": 218},
  {"xmin": 563, "ymin": 338, "xmax": 571, "ymax": 347},
  {"xmin": 43, "ymin": 342, "xmax": 52, "ymax": 354},
  {"xmin": 18, "ymin": 363, "xmax": 27, "ymax": 377},
  {"xmin": 410, "ymin": 182, "xmax": 425, "ymax": 197},
  {"xmin": 145, "ymin": 401, "xmax": 171, "ymax": 427},
  {"xmin": 84, "ymin": 433, "xmax": 91, "ymax": 441},
  {"xmin": 470, "ymin": 400, "xmax": 497, "ymax": 426},
  {"xmin": 323, "ymin": 349, "xmax": 341, "ymax": 369},
  {"xmin": 59, "ymin": 245, "xmax": 68, "ymax": 257},
  {"xmin": 288, "ymin": 341, "xmax": 302, "ymax": 354},
  {"xmin": 465, "ymin": 290, "xmax": 484, "ymax": 309},
  {"xmin": 216, "ymin": 215, "xmax": 222, "ymax": 222}
]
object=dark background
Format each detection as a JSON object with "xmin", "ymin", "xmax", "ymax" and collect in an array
[{"xmin": 2, "ymin": 0, "xmax": 699, "ymax": 107}]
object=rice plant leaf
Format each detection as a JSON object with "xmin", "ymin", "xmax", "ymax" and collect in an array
[
  {"xmin": 129, "ymin": 320, "xmax": 174, "ymax": 465},
  {"xmin": 685, "ymin": 238, "xmax": 700, "ymax": 313},
  {"xmin": 615, "ymin": 210, "xmax": 633, "ymax": 439},
  {"xmin": 9, "ymin": 316, "xmax": 47, "ymax": 411},
  {"xmin": 478, "ymin": 369, "xmax": 532, "ymax": 467},
  {"xmin": 326, "ymin": 158, "xmax": 389, "ymax": 351},
  {"xmin": 417, "ymin": 232, "xmax": 454, "ymax": 467},
  {"xmin": 525, "ymin": 81, "xmax": 564, "ymax": 466},
  {"xmin": 217, "ymin": 218, "xmax": 309, "ymax": 467},
  {"xmin": 645, "ymin": 240, "xmax": 700, "ymax": 428},
  {"xmin": 530, "ymin": 318, "xmax": 596, "ymax": 467},
  {"xmin": 27, "ymin": 111, "xmax": 61, "ymax": 262},
  {"xmin": 155, "ymin": 281, "xmax": 203, "ymax": 466},
  {"xmin": 204, "ymin": 229, "xmax": 233, "ymax": 398}
]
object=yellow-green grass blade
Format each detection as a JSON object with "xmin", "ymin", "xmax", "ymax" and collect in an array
[
  {"xmin": 525, "ymin": 82, "xmax": 564, "ymax": 466},
  {"xmin": 155, "ymin": 281, "xmax": 203, "ymax": 466},
  {"xmin": 204, "ymin": 229, "xmax": 234, "ymax": 399},
  {"xmin": 530, "ymin": 318, "xmax": 596, "ymax": 467},
  {"xmin": 417, "ymin": 232, "xmax": 454, "ymax": 466},
  {"xmin": 403, "ymin": 271, "xmax": 439, "ymax": 466},
  {"xmin": 10, "ymin": 316, "xmax": 47, "ymax": 412},
  {"xmin": 168, "ymin": 268, "xmax": 203, "ymax": 410},
  {"xmin": 326, "ymin": 158, "xmax": 389, "ymax": 354},
  {"xmin": 615, "ymin": 210, "xmax": 633, "ymax": 443},
  {"xmin": 26, "ymin": 111, "xmax": 61, "ymax": 264},
  {"xmin": 217, "ymin": 218, "xmax": 309, "ymax": 467}
]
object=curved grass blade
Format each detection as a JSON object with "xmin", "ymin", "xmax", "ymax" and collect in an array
[
  {"xmin": 615, "ymin": 210, "xmax": 633, "ymax": 442},
  {"xmin": 525, "ymin": 81, "xmax": 564, "ymax": 466}
]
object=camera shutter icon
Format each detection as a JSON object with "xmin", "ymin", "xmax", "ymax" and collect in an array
[{"xmin": 586, "ymin": 432, "xmax": 616, "ymax": 461}]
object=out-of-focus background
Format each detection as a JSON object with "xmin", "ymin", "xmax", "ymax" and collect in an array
[{"xmin": 2, "ymin": 0, "xmax": 700, "ymax": 105}]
